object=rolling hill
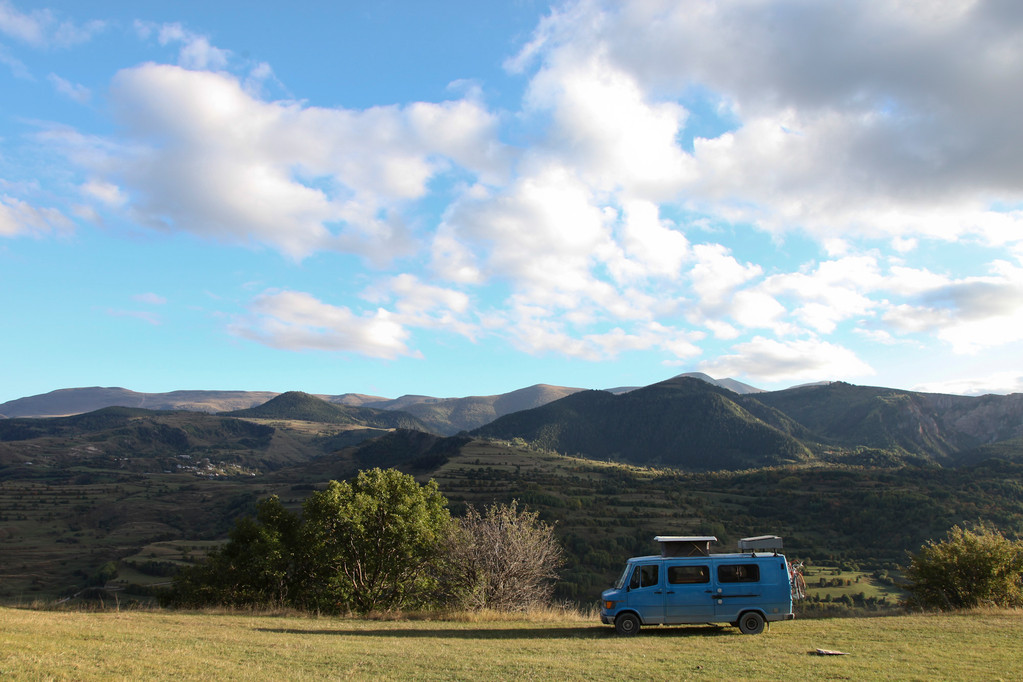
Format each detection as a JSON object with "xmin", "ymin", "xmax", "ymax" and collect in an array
[
  {"xmin": 374, "ymin": 384, "xmax": 588, "ymax": 435},
  {"xmin": 0, "ymin": 387, "xmax": 280, "ymax": 418},
  {"xmin": 749, "ymin": 382, "xmax": 1023, "ymax": 464},
  {"xmin": 222, "ymin": 391, "xmax": 429, "ymax": 432},
  {"xmin": 472, "ymin": 376, "xmax": 814, "ymax": 470}
]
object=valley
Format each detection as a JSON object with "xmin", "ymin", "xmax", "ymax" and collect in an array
[{"xmin": 1, "ymin": 375, "xmax": 1022, "ymax": 606}]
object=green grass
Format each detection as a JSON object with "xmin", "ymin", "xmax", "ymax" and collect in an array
[
  {"xmin": 800, "ymin": 566, "xmax": 903, "ymax": 602},
  {"xmin": 1, "ymin": 607, "xmax": 1021, "ymax": 680}
]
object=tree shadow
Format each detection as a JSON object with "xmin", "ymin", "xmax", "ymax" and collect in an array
[{"xmin": 257, "ymin": 624, "xmax": 735, "ymax": 640}]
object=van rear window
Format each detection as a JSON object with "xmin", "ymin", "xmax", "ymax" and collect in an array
[
  {"xmin": 717, "ymin": 564, "xmax": 760, "ymax": 583},
  {"xmin": 668, "ymin": 565, "xmax": 709, "ymax": 584}
]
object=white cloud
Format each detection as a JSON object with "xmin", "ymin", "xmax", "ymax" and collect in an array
[
  {"xmin": 67, "ymin": 64, "xmax": 506, "ymax": 260},
  {"xmin": 758, "ymin": 255, "xmax": 883, "ymax": 333},
  {"xmin": 133, "ymin": 21, "xmax": 231, "ymax": 71},
  {"xmin": 233, "ymin": 290, "xmax": 414, "ymax": 359},
  {"xmin": 914, "ymin": 371, "xmax": 1023, "ymax": 397},
  {"xmin": 0, "ymin": 42, "xmax": 30, "ymax": 78},
  {"xmin": 688, "ymin": 243, "xmax": 761, "ymax": 306},
  {"xmin": 0, "ymin": 195, "xmax": 72, "ymax": 237},
  {"xmin": 525, "ymin": 52, "xmax": 694, "ymax": 200},
  {"xmin": 439, "ymin": 163, "xmax": 612, "ymax": 292},
  {"xmin": 729, "ymin": 290, "xmax": 788, "ymax": 331},
  {"xmin": 614, "ymin": 200, "xmax": 690, "ymax": 280},
  {"xmin": 500, "ymin": 307, "xmax": 702, "ymax": 361},
  {"xmin": 48, "ymin": 73, "xmax": 90, "ymax": 102},
  {"xmin": 81, "ymin": 179, "xmax": 126, "ymax": 207},
  {"xmin": 882, "ymin": 263, "xmax": 1023, "ymax": 353},
  {"xmin": 510, "ymin": 0, "xmax": 1023, "ymax": 245},
  {"xmin": 0, "ymin": 1, "xmax": 103, "ymax": 48},
  {"xmin": 363, "ymin": 274, "xmax": 477, "ymax": 339},
  {"xmin": 700, "ymin": 336, "xmax": 875, "ymax": 385}
]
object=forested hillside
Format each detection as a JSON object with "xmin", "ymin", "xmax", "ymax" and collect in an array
[{"xmin": 473, "ymin": 377, "xmax": 815, "ymax": 469}]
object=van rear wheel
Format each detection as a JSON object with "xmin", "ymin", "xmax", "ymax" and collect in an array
[
  {"xmin": 614, "ymin": 612, "xmax": 641, "ymax": 636},
  {"xmin": 737, "ymin": 612, "xmax": 765, "ymax": 635}
]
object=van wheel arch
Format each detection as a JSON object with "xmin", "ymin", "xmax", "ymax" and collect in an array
[{"xmin": 737, "ymin": 611, "xmax": 766, "ymax": 635}]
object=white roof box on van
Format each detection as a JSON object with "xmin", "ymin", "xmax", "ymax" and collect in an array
[
  {"xmin": 738, "ymin": 535, "xmax": 783, "ymax": 553},
  {"xmin": 654, "ymin": 536, "xmax": 717, "ymax": 557}
]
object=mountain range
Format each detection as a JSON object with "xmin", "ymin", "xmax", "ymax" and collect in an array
[
  {"xmin": 3, "ymin": 371, "xmax": 1022, "ymax": 604},
  {"xmin": 0, "ymin": 373, "xmax": 758, "ymax": 434},
  {"xmin": 2, "ymin": 373, "xmax": 1021, "ymax": 473}
]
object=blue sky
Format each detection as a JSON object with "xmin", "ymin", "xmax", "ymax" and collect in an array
[{"xmin": 3, "ymin": 0, "xmax": 1023, "ymax": 404}]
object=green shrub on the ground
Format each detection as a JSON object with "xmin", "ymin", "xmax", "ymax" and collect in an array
[
  {"xmin": 904, "ymin": 524, "xmax": 1023, "ymax": 609},
  {"xmin": 163, "ymin": 469, "xmax": 564, "ymax": 614}
]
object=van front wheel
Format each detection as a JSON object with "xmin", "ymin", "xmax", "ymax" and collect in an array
[
  {"xmin": 615, "ymin": 613, "xmax": 641, "ymax": 636},
  {"xmin": 737, "ymin": 612, "xmax": 765, "ymax": 635}
]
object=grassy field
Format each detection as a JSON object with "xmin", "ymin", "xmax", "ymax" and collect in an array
[{"xmin": 1, "ymin": 607, "xmax": 1020, "ymax": 680}]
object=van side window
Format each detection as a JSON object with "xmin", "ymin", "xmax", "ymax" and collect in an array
[
  {"xmin": 629, "ymin": 564, "xmax": 660, "ymax": 589},
  {"xmin": 717, "ymin": 564, "xmax": 761, "ymax": 583},
  {"xmin": 668, "ymin": 565, "xmax": 709, "ymax": 584}
]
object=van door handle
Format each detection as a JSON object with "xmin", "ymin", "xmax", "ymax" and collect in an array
[
  {"xmin": 654, "ymin": 590, "xmax": 663, "ymax": 594},
  {"xmin": 666, "ymin": 591, "xmax": 674, "ymax": 595}
]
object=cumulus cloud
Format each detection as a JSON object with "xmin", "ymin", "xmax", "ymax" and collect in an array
[
  {"xmin": 512, "ymin": 0, "xmax": 1023, "ymax": 243},
  {"xmin": 700, "ymin": 336, "xmax": 875, "ymax": 384},
  {"xmin": 758, "ymin": 255, "xmax": 883, "ymax": 333},
  {"xmin": 362, "ymin": 274, "xmax": 477, "ymax": 339},
  {"xmin": 438, "ymin": 163, "xmax": 612, "ymax": 292},
  {"xmin": 499, "ymin": 309, "xmax": 703, "ymax": 362},
  {"xmin": 688, "ymin": 244, "xmax": 760, "ymax": 305},
  {"xmin": 883, "ymin": 280, "xmax": 1023, "ymax": 355},
  {"xmin": 232, "ymin": 290, "xmax": 414, "ymax": 359},
  {"xmin": 67, "ymin": 63, "xmax": 507, "ymax": 260},
  {"xmin": 524, "ymin": 51, "xmax": 695, "ymax": 200},
  {"xmin": 883, "ymin": 265, "xmax": 1023, "ymax": 353}
]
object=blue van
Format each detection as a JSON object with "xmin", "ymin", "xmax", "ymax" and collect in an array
[{"xmin": 600, "ymin": 535, "xmax": 796, "ymax": 635}]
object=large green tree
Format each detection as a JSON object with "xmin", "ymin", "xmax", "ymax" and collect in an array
[
  {"xmin": 166, "ymin": 469, "xmax": 452, "ymax": 613},
  {"xmin": 167, "ymin": 495, "xmax": 301, "ymax": 608},
  {"xmin": 904, "ymin": 524, "xmax": 1023, "ymax": 609},
  {"xmin": 301, "ymin": 468, "xmax": 451, "ymax": 613}
]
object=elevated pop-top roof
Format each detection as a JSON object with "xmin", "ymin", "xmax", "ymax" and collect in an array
[
  {"xmin": 655, "ymin": 535, "xmax": 717, "ymax": 557},
  {"xmin": 738, "ymin": 535, "xmax": 783, "ymax": 554}
]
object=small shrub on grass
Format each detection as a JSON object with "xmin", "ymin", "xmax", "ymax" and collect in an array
[{"xmin": 442, "ymin": 500, "xmax": 563, "ymax": 612}]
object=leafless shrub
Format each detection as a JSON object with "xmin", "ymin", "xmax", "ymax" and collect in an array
[{"xmin": 444, "ymin": 501, "xmax": 563, "ymax": 611}]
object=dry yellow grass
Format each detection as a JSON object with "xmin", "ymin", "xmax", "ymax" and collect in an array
[{"xmin": 1, "ymin": 606, "xmax": 1021, "ymax": 680}]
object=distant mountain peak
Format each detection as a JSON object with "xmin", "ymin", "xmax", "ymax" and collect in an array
[
  {"xmin": 674, "ymin": 372, "xmax": 764, "ymax": 394},
  {"xmin": 224, "ymin": 391, "xmax": 351, "ymax": 422}
]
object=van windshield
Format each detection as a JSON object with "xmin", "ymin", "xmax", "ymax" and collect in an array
[{"xmin": 614, "ymin": 564, "xmax": 632, "ymax": 589}]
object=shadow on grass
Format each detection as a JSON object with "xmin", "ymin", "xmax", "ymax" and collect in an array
[{"xmin": 257, "ymin": 624, "xmax": 735, "ymax": 640}]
